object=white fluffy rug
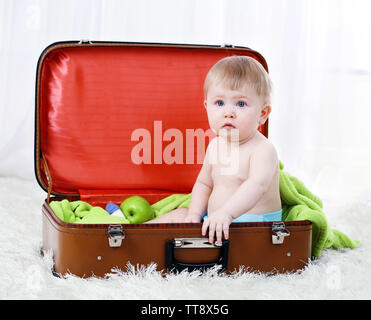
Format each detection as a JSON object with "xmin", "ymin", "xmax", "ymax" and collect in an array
[{"xmin": 0, "ymin": 177, "xmax": 370, "ymax": 300}]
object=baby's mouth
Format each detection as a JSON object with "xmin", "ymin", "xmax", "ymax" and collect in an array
[{"xmin": 222, "ymin": 123, "xmax": 236, "ymax": 129}]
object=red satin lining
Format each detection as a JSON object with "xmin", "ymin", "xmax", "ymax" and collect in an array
[{"xmin": 39, "ymin": 45, "xmax": 267, "ymax": 194}]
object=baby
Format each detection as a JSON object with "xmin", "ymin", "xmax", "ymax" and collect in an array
[{"xmin": 150, "ymin": 56, "xmax": 281, "ymax": 244}]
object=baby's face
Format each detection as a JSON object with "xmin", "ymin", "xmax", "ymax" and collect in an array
[{"xmin": 204, "ymin": 83, "xmax": 266, "ymax": 143}]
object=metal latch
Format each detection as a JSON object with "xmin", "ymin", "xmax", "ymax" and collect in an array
[
  {"xmin": 271, "ymin": 222, "xmax": 290, "ymax": 244},
  {"xmin": 174, "ymin": 238, "xmax": 222, "ymax": 248},
  {"xmin": 108, "ymin": 225, "xmax": 125, "ymax": 247}
]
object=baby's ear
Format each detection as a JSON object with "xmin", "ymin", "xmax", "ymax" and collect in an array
[{"xmin": 259, "ymin": 105, "xmax": 271, "ymax": 124}]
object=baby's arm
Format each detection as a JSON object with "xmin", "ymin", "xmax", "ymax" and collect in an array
[
  {"xmin": 184, "ymin": 145, "xmax": 214, "ymax": 222},
  {"xmin": 222, "ymin": 142, "xmax": 279, "ymax": 219}
]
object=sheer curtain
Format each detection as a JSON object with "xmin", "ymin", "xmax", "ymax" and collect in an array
[
  {"xmin": 222, "ymin": 0, "xmax": 371, "ymax": 203},
  {"xmin": 1, "ymin": 0, "xmax": 370, "ymax": 203}
]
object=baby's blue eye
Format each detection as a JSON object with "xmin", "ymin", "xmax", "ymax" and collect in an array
[
  {"xmin": 236, "ymin": 101, "xmax": 247, "ymax": 107},
  {"xmin": 216, "ymin": 100, "xmax": 224, "ymax": 107}
]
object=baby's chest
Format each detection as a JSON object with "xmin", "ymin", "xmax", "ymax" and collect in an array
[{"xmin": 210, "ymin": 150, "xmax": 251, "ymax": 184}]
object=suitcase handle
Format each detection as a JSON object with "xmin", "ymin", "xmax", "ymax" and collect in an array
[{"xmin": 165, "ymin": 238, "xmax": 229, "ymax": 272}]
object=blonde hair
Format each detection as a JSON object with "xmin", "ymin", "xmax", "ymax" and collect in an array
[{"xmin": 203, "ymin": 56, "xmax": 272, "ymax": 105}]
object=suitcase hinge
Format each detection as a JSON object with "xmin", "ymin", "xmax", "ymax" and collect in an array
[
  {"xmin": 271, "ymin": 222, "xmax": 290, "ymax": 244},
  {"xmin": 108, "ymin": 225, "xmax": 125, "ymax": 247}
]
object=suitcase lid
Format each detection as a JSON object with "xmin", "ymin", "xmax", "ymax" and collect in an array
[{"xmin": 35, "ymin": 41, "xmax": 269, "ymax": 197}]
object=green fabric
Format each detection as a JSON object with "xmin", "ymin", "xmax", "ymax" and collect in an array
[
  {"xmin": 151, "ymin": 193, "xmax": 191, "ymax": 218},
  {"xmin": 279, "ymin": 161, "xmax": 359, "ymax": 257},
  {"xmin": 49, "ymin": 200, "xmax": 130, "ymax": 224}
]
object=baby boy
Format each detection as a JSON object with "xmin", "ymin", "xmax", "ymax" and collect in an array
[{"xmin": 149, "ymin": 56, "xmax": 282, "ymax": 244}]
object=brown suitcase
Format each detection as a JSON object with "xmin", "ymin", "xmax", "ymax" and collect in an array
[{"xmin": 36, "ymin": 41, "xmax": 312, "ymax": 278}]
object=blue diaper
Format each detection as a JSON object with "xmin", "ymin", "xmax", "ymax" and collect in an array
[{"xmin": 202, "ymin": 209, "xmax": 282, "ymax": 223}]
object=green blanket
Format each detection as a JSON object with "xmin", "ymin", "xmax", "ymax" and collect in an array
[
  {"xmin": 49, "ymin": 194, "xmax": 191, "ymax": 225},
  {"xmin": 278, "ymin": 161, "xmax": 359, "ymax": 257},
  {"xmin": 49, "ymin": 200, "xmax": 130, "ymax": 224}
]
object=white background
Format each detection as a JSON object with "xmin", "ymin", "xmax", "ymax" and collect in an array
[{"xmin": 1, "ymin": 0, "xmax": 370, "ymax": 203}]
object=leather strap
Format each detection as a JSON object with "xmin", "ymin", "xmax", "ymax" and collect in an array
[{"xmin": 41, "ymin": 152, "xmax": 52, "ymax": 204}]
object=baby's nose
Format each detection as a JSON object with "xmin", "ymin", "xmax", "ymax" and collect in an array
[{"xmin": 224, "ymin": 108, "xmax": 236, "ymax": 118}]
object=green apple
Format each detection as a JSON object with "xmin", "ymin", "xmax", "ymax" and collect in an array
[{"xmin": 120, "ymin": 196, "xmax": 155, "ymax": 223}]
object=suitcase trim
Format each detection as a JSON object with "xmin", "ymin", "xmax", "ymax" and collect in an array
[{"xmin": 43, "ymin": 198, "xmax": 312, "ymax": 233}]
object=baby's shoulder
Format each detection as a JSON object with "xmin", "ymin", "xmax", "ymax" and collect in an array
[{"xmin": 250, "ymin": 133, "xmax": 278, "ymax": 159}]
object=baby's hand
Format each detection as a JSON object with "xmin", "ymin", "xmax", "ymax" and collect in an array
[{"xmin": 201, "ymin": 209, "xmax": 233, "ymax": 245}]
